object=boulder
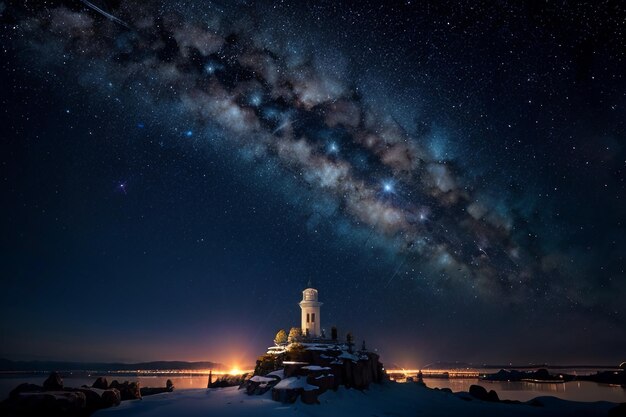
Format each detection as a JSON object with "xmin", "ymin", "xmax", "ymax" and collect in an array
[
  {"xmin": 241, "ymin": 375, "xmax": 280, "ymax": 395},
  {"xmin": 43, "ymin": 372, "xmax": 64, "ymax": 391},
  {"xmin": 487, "ymin": 389, "xmax": 499, "ymax": 402},
  {"xmin": 308, "ymin": 374, "xmax": 334, "ymax": 393},
  {"xmin": 283, "ymin": 363, "xmax": 306, "ymax": 378},
  {"xmin": 76, "ymin": 387, "xmax": 104, "ymax": 411},
  {"xmin": 109, "ymin": 380, "xmax": 141, "ymax": 400},
  {"xmin": 102, "ymin": 388, "xmax": 121, "ymax": 407},
  {"xmin": 92, "ymin": 376, "xmax": 108, "ymax": 389},
  {"xmin": 140, "ymin": 379, "xmax": 175, "ymax": 396},
  {"xmin": 73, "ymin": 386, "xmax": 122, "ymax": 410},
  {"xmin": 238, "ymin": 375, "xmax": 255, "ymax": 393},
  {"xmin": 469, "ymin": 385, "xmax": 499, "ymax": 402},
  {"xmin": 300, "ymin": 388, "xmax": 319, "ymax": 405},
  {"xmin": 271, "ymin": 388, "xmax": 300, "ymax": 403},
  {"xmin": 11, "ymin": 391, "xmax": 86, "ymax": 415}
]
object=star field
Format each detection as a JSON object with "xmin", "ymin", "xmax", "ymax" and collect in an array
[{"xmin": 0, "ymin": 0, "xmax": 624, "ymax": 366}]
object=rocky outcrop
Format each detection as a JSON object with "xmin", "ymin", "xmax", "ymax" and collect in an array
[
  {"xmin": 249, "ymin": 342, "xmax": 386, "ymax": 405},
  {"xmin": 0, "ymin": 374, "xmax": 143, "ymax": 416},
  {"xmin": 1, "ymin": 391, "xmax": 86, "ymax": 416}
]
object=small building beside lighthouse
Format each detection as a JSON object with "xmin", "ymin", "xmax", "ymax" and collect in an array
[{"xmin": 299, "ymin": 282, "xmax": 322, "ymax": 337}]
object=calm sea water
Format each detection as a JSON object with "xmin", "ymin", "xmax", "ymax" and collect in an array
[
  {"xmin": 1, "ymin": 374, "xmax": 624, "ymax": 404},
  {"xmin": 423, "ymin": 378, "xmax": 626, "ymax": 403}
]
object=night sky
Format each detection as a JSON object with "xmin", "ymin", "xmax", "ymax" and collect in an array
[{"xmin": 1, "ymin": 1, "xmax": 625, "ymax": 368}]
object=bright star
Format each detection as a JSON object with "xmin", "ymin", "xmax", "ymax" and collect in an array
[
  {"xmin": 418, "ymin": 207, "xmax": 430, "ymax": 222},
  {"xmin": 249, "ymin": 93, "xmax": 262, "ymax": 107},
  {"xmin": 328, "ymin": 142, "xmax": 339, "ymax": 153},
  {"xmin": 185, "ymin": 130, "xmax": 193, "ymax": 137},
  {"xmin": 382, "ymin": 180, "xmax": 395, "ymax": 193}
]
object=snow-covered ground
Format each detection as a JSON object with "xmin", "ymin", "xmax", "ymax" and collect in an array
[{"xmin": 94, "ymin": 382, "xmax": 617, "ymax": 417}]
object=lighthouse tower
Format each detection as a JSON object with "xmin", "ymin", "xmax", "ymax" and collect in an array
[{"xmin": 299, "ymin": 281, "xmax": 322, "ymax": 338}]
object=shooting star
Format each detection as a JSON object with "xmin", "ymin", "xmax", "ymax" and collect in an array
[{"xmin": 81, "ymin": 0, "xmax": 131, "ymax": 29}]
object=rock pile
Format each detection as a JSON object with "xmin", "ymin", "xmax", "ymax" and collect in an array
[
  {"xmin": 241, "ymin": 342, "xmax": 386, "ymax": 405},
  {"xmin": 0, "ymin": 373, "xmax": 173, "ymax": 416}
]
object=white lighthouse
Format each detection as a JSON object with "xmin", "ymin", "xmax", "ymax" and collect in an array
[{"xmin": 299, "ymin": 282, "xmax": 322, "ymax": 338}]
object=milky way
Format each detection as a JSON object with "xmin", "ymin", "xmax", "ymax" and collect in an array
[{"xmin": 6, "ymin": 0, "xmax": 624, "ymax": 315}]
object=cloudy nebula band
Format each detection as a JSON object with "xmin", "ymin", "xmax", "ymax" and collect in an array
[{"xmin": 13, "ymin": 1, "xmax": 584, "ymax": 304}]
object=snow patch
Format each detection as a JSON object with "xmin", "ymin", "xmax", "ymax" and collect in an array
[
  {"xmin": 302, "ymin": 366, "xmax": 331, "ymax": 371},
  {"xmin": 273, "ymin": 377, "xmax": 318, "ymax": 391},
  {"xmin": 249, "ymin": 376, "xmax": 276, "ymax": 383}
]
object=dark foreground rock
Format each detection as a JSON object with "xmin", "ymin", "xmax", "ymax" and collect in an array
[
  {"xmin": 71, "ymin": 387, "xmax": 120, "ymax": 412},
  {"xmin": 109, "ymin": 380, "xmax": 141, "ymax": 401},
  {"xmin": 0, "ymin": 373, "xmax": 154, "ymax": 416},
  {"xmin": 140, "ymin": 379, "xmax": 175, "ymax": 397},
  {"xmin": 271, "ymin": 387, "xmax": 300, "ymax": 403},
  {"xmin": 101, "ymin": 388, "xmax": 122, "ymax": 407},
  {"xmin": 240, "ymin": 375, "xmax": 280, "ymax": 395},
  {"xmin": 469, "ymin": 384, "xmax": 499, "ymax": 402},
  {"xmin": 92, "ymin": 377, "xmax": 108, "ymax": 390},
  {"xmin": 1, "ymin": 391, "xmax": 86, "ymax": 416},
  {"xmin": 8, "ymin": 383, "xmax": 43, "ymax": 398},
  {"xmin": 43, "ymin": 372, "xmax": 64, "ymax": 391},
  {"xmin": 300, "ymin": 388, "xmax": 320, "ymax": 404},
  {"xmin": 249, "ymin": 341, "xmax": 386, "ymax": 405}
]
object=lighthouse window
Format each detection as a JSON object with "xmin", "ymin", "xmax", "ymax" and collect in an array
[
  {"xmin": 312, "ymin": 313, "xmax": 315, "ymax": 323},
  {"xmin": 307, "ymin": 313, "xmax": 310, "ymax": 323}
]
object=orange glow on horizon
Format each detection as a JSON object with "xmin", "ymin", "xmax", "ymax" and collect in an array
[{"xmin": 229, "ymin": 367, "xmax": 244, "ymax": 375}]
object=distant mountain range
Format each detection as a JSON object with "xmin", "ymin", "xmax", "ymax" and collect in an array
[{"xmin": 0, "ymin": 358, "xmax": 223, "ymax": 372}]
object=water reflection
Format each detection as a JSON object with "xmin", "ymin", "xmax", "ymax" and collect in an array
[
  {"xmin": 424, "ymin": 378, "xmax": 626, "ymax": 403},
  {"xmin": 1, "ymin": 375, "xmax": 624, "ymax": 404}
]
